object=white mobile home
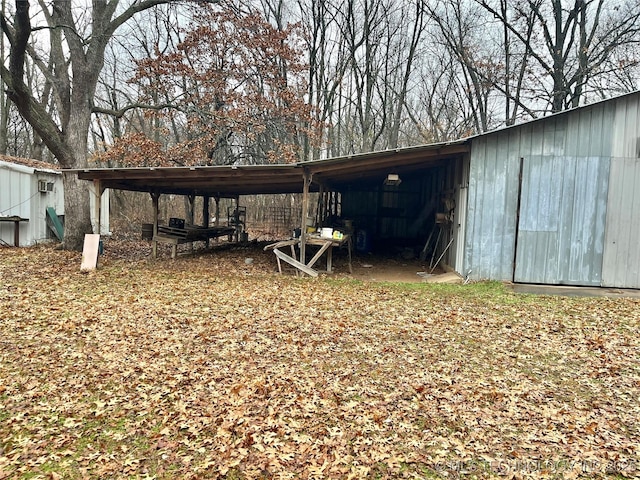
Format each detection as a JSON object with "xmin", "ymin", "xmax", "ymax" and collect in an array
[{"xmin": 0, "ymin": 155, "xmax": 109, "ymax": 246}]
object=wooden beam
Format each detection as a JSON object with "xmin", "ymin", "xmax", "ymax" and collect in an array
[
  {"xmin": 300, "ymin": 168, "xmax": 311, "ymax": 262},
  {"xmin": 203, "ymin": 195, "xmax": 210, "ymax": 247},
  {"xmin": 273, "ymin": 248, "xmax": 318, "ymax": 277},
  {"xmin": 151, "ymin": 192, "xmax": 160, "ymax": 258},
  {"xmin": 92, "ymin": 179, "xmax": 103, "ymax": 235}
]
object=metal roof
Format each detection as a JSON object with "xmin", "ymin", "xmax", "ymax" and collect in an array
[{"xmin": 69, "ymin": 140, "xmax": 469, "ymax": 197}]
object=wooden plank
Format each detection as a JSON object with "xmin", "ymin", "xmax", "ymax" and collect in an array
[
  {"xmin": 80, "ymin": 234, "xmax": 100, "ymax": 271},
  {"xmin": 273, "ymin": 248, "xmax": 318, "ymax": 277},
  {"xmin": 157, "ymin": 226, "xmax": 189, "ymax": 238},
  {"xmin": 306, "ymin": 241, "xmax": 332, "ymax": 269},
  {"xmin": 153, "ymin": 235, "xmax": 184, "ymax": 245},
  {"xmin": 264, "ymin": 239, "xmax": 299, "ymax": 251}
]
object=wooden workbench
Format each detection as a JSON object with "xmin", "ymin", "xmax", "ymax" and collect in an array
[
  {"xmin": 265, "ymin": 234, "xmax": 352, "ymax": 277},
  {"xmin": 152, "ymin": 225, "xmax": 235, "ymax": 258}
]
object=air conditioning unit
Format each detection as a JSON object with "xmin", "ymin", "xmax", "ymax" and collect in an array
[{"xmin": 37, "ymin": 180, "xmax": 54, "ymax": 193}]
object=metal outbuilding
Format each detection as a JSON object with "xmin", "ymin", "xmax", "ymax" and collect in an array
[
  {"xmin": 464, "ymin": 90, "xmax": 640, "ymax": 289},
  {"xmin": 72, "ymin": 90, "xmax": 640, "ymax": 289}
]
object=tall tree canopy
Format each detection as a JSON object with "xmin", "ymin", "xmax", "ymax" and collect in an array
[{"xmin": 101, "ymin": 4, "xmax": 319, "ymax": 167}]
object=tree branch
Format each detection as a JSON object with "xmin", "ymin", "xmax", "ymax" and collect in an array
[{"xmin": 92, "ymin": 102, "xmax": 179, "ymax": 118}]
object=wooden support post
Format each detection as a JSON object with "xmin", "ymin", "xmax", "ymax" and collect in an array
[
  {"xmin": 317, "ymin": 183, "xmax": 324, "ymax": 226},
  {"xmin": 300, "ymin": 168, "xmax": 311, "ymax": 263},
  {"xmin": 13, "ymin": 218, "xmax": 19, "ymax": 247},
  {"xmin": 187, "ymin": 194, "xmax": 195, "ymax": 225},
  {"xmin": 234, "ymin": 195, "xmax": 240, "ymax": 242},
  {"xmin": 203, "ymin": 195, "xmax": 210, "ymax": 248},
  {"xmin": 92, "ymin": 180, "xmax": 103, "ymax": 235},
  {"xmin": 187, "ymin": 194, "xmax": 195, "ymax": 253},
  {"xmin": 151, "ymin": 192, "xmax": 160, "ymax": 258},
  {"xmin": 214, "ymin": 196, "xmax": 220, "ymax": 243}
]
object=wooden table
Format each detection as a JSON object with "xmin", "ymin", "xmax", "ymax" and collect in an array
[
  {"xmin": 0, "ymin": 216, "xmax": 29, "ymax": 247},
  {"xmin": 265, "ymin": 234, "xmax": 352, "ymax": 277},
  {"xmin": 153, "ymin": 225, "xmax": 235, "ymax": 258}
]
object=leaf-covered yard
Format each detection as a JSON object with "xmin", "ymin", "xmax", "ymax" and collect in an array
[{"xmin": 1, "ymin": 244, "xmax": 639, "ymax": 479}]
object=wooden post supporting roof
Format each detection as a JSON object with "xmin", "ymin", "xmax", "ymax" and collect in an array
[
  {"xmin": 300, "ymin": 168, "xmax": 311, "ymax": 263},
  {"xmin": 203, "ymin": 195, "xmax": 210, "ymax": 248},
  {"xmin": 151, "ymin": 192, "xmax": 160, "ymax": 258},
  {"xmin": 92, "ymin": 179, "xmax": 104, "ymax": 235}
]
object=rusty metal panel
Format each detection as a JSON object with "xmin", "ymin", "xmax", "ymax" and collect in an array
[
  {"xmin": 514, "ymin": 156, "xmax": 609, "ymax": 285},
  {"xmin": 602, "ymin": 158, "xmax": 640, "ymax": 288}
]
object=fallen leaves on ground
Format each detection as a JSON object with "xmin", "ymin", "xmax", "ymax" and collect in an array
[{"xmin": 0, "ymin": 243, "xmax": 639, "ymax": 479}]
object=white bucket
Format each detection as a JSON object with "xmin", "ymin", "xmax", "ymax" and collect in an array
[{"xmin": 321, "ymin": 227, "xmax": 333, "ymax": 238}]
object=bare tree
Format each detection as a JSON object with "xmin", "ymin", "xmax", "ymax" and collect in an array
[
  {"xmin": 476, "ymin": 0, "xmax": 640, "ymax": 113},
  {"xmin": 424, "ymin": 0, "xmax": 502, "ymax": 132},
  {"xmin": 0, "ymin": 0, "xmax": 206, "ymax": 250}
]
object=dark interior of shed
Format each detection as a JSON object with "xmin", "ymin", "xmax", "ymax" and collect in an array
[{"xmin": 318, "ymin": 161, "xmax": 459, "ymax": 262}]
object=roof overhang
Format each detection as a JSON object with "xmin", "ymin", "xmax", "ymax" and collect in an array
[{"xmin": 69, "ymin": 140, "xmax": 469, "ymax": 197}]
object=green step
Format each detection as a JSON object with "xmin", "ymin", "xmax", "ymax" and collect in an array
[{"xmin": 46, "ymin": 207, "xmax": 64, "ymax": 240}]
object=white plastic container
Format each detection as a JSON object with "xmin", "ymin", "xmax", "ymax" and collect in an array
[{"xmin": 321, "ymin": 227, "xmax": 333, "ymax": 239}]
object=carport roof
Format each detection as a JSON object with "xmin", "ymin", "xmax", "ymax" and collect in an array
[{"xmin": 69, "ymin": 140, "xmax": 469, "ymax": 197}]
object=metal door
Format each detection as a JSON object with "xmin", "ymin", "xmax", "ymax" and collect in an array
[
  {"xmin": 514, "ymin": 156, "xmax": 609, "ymax": 285},
  {"xmin": 602, "ymin": 158, "xmax": 640, "ymax": 288}
]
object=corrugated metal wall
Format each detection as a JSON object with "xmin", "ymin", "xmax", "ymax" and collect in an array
[
  {"xmin": 463, "ymin": 128, "xmax": 522, "ymax": 280},
  {"xmin": 601, "ymin": 97, "xmax": 640, "ymax": 288},
  {"xmin": 602, "ymin": 158, "xmax": 640, "ymax": 288},
  {"xmin": 464, "ymin": 93, "xmax": 638, "ymax": 285},
  {"xmin": 514, "ymin": 156, "xmax": 609, "ymax": 285}
]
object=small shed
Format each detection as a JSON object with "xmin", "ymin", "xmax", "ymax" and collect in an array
[{"xmin": 0, "ymin": 155, "xmax": 109, "ymax": 246}]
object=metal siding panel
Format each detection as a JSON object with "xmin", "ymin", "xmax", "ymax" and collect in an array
[
  {"xmin": 465, "ymin": 134, "xmax": 519, "ymax": 281},
  {"xmin": 612, "ymin": 96, "xmax": 640, "ymax": 158},
  {"xmin": 518, "ymin": 123, "xmax": 534, "ymax": 157},
  {"xmin": 464, "ymin": 144, "xmax": 482, "ymax": 277},
  {"xmin": 588, "ymin": 103, "xmax": 607, "ymax": 157},
  {"xmin": 576, "ymin": 109, "xmax": 593, "ymax": 158},
  {"xmin": 542, "ymin": 116, "xmax": 567, "ymax": 156},
  {"xmin": 515, "ymin": 157, "xmax": 561, "ymax": 283},
  {"xmin": 566, "ymin": 157, "xmax": 608, "ymax": 285},
  {"xmin": 0, "ymin": 168, "xmax": 32, "ymax": 245},
  {"xmin": 553, "ymin": 116, "xmax": 567, "ymax": 155},
  {"xmin": 600, "ymin": 104, "xmax": 615, "ymax": 158},
  {"xmin": 565, "ymin": 114, "xmax": 580, "ymax": 157},
  {"xmin": 501, "ymin": 130, "xmax": 522, "ymax": 279},
  {"xmin": 603, "ymin": 158, "xmax": 640, "ymax": 288},
  {"xmin": 481, "ymin": 137, "xmax": 499, "ymax": 278},
  {"xmin": 0, "ymin": 169, "xmax": 10, "ymax": 214},
  {"xmin": 623, "ymin": 98, "xmax": 640, "ymax": 158},
  {"xmin": 530, "ymin": 121, "xmax": 545, "ymax": 156},
  {"xmin": 465, "ymin": 139, "xmax": 486, "ymax": 279},
  {"xmin": 515, "ymin": 156, "xmax": 608, "ymax": 285}
]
